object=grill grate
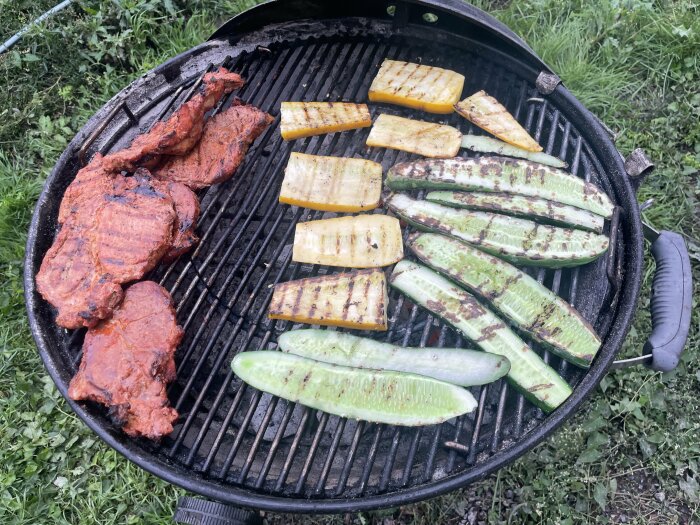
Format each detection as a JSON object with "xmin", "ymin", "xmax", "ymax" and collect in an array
[{"xmin": 38, "ymin": 23, "xmax": 625, "ymax": 504}]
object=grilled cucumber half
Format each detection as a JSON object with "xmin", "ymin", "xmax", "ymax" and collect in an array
[
  {"xmin": 385, "ymin": 193, "xmax": 608, "ymax": 268},
  {"xmin": 278, "ymin": 329, "xmax": 510, "ymax": 387},
  {"xmin": 232, "ymin": 351, "xmax": 477, "ymax": 426},
  {"xmin": 390, "ymin": 260, "xmax": 572, "ymax": 412},
  {"xmin": 386, "ymin": 157, "xmax": 614, "ymax": 218},
  {"xmin": 409, "ymin": 232, "xmax": 601, "ymax": 367},
  {"xmin": 425, "ymin": 191, "xmax": 604, "ymax": 233}
]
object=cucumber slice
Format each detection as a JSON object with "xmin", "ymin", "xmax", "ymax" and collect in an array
[
  {"xmin": 409, "ymin": 233, "xmax": 601, "ymax": 367},
  {"xmin": 231, "ymin": 351, "xmax": 477, "ymax": 426},
  {"xmin": 386, "ymin": 193, "xmax": 609, "ymax": 268},
  {"xmin": 278, "ymin": 329, "xmax": 510, "ymax": 387},
  {"xmin": 425, "ymin": 191, "xmax": 604, "ymax": 233},
  {"xmin": 390, "ymin": 260, "xmax": 572, "ymax": 413},
  {"xmin": 386, "ymin": 157, "xmax": 614, "ymax": 218}
]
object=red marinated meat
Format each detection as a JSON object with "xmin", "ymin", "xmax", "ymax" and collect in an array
[
  {"xmin": 152, "ymin": 179, "xmax": 200, "ymax": 262},
  {"xmin": 68, "ymin": 281, "xmax": 183, "ymax": 440},
  {"xmin": 100, "ymin": 69, "xmax": 244, "ymax": 173},
  {"xmin": 59, "ymin": 69, "xmax": 243, "ymax": 223},
  {"xmin": 36, "ymin": 173, "xmax": 176, "ymax": 329},
  {"xmin": 94, "ymin": 173, "xmax": 176, "ymax": 282},
  {"xmin": 154, "ymin": 103, "xmax": 273, "ymax": 189}
]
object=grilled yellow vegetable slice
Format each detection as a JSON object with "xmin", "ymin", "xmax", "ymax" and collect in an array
[
  {"xmin": 280, "ymin": 102, "xmax": 371, "ymax": 140},
  {"xmin": 268, "ymin": 269, "xmax": 388, "ymax": 330},
  {"xmin": 293, "ymin": 215, "xmax": 403, "ymax": 268},
  {"xmin": 279, "ymin": 152, "xmax": 382, "ymax": 212},
  {"xmin": 366, "ymin": 114, "xmax": 461, "ymax": 158},
  {"xmin": 454, "ymin": 90, "xmax": 542, "ymax": 152},
  {"xmin": 368, "ymin": 59, "xmax": 465, "ymax": 114}
]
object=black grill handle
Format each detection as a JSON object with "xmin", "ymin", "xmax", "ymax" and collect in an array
[
  {"xmin": 173, "ymin": 496, "xmax": 262, "ymax": 525},
  {"xmin": 644, "ymin": 230, "xmax": 693, "ymax": 372},
  {"xmin": 612, "ymin": 228, "xmax": 692, "ymax": 372}
]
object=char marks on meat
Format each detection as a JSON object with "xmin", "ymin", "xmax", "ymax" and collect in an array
[
  {"xmin": 95, "ymin": 171, "xmax": 176, "ymax": 282},
  {"xmin": 58, "ymin": 153, "xmax": 118, "ymax": 225},
  {"xmin": 100, "ymin": 68, "xmax": 244, "ymax": 173},
  {"xmin": 68, "ymin": 281, "xmax": 183, "ymax": 440},
  {"xmin": 154, "ymin": 179, "xmax": 201, "ymax": 263},
  {"xmin": 36, "ymin": 222, "xmax": 124, "ymax": 329},
  {"xmin": 36, "ymin": 172, "xmax": 176, "ymax": 329},
  {"xmin": 154, "ymin": 103, "xmax": 273, "ymax": 189}
]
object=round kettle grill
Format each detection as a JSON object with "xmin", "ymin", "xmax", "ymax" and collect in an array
[{"xmin": 24, "ymin": 0, "xmax": 692, "ymax": 521}]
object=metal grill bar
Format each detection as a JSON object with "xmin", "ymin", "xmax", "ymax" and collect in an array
[
  {"xmin": 253, "ymin": 401, "xmax": 295, "ymax": 489},
  {"xmin": 177, "ymin": 41, "xmax": 391, "ymax": 484},
  {"xmin": 294, "ymin": 413, "xmax": 329, "ymax": 494},
  {"xmin": 333, "ymin": 420, "xmax": 365, "ymax": 496},
  {"xmin": 357, "ymin": 425, "xmax": 384, "ymax": 493},
  {"xmin": 313, "ymin": 417, "xmax": 347, "ymax": 495}
]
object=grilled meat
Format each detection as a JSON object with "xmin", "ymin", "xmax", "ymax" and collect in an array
[
  {"xmin": 39, "ymin": 67, "xmax": 258, "ymax": 329},
  {"xmin": 36, "ymin": 221, "xmax": 124, "ymax": 329},
  {"xmin": 36, "ymin": 173, "xmax": 176, "ymax": 329},
  {"xmin": 154, "ymin": 103, "xmax": 273, "ymax": 189},
  {"xmin": 58, "ymin": 153, "xmax": 117, "ymax": 225},
  {"xmin": 59, "ymin": 69, "xmax": 243, "ymax": 223},
  {"xmin": 100, "ymin": 69, "xmax": 244, "ymax": 173},
  {"xmin": 154, "ymin": 179, "xmax": 201, "ymax": 262},
  {"xmin": 95, "ymin": 171, "xmax": 176, "ymax": 282},
  {"xmin": 68, "ymin": 281, "xmax": 183, "ymax": 440}
]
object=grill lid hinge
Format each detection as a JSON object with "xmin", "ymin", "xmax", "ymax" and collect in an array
[
  {"xmin": 624, "ymin": 148, "xmax": 654, "ymax": 192},
  {"xmin": 535, "ymin": 71, "xmax": 561, "ymax": 95},
  {"xmin": 624, "ymin": 148, "xmax": 654, "ymax": 179}
]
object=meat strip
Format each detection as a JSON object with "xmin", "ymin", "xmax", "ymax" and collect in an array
[
  {"xmin": 100, "ymin": 68, "xmax": 244, "ymax": 173},
  {"xmin": 68, "ymin": 281, "xmax": 183, "ymax": 440},
  {"xmin": 36, "ymin": 173, "xmax": 176, "ymax": 329},
  {"xmin": 154, "ymin": 103, "xmax": 273, "ymax": 189}
]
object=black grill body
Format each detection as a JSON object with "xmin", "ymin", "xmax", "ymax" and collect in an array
[{"xmin": 25, "ymin": 0, "xmax": 643, "ymax": 513}]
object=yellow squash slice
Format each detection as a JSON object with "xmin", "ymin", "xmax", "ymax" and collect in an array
[
  {"xmin": 280, "ymin": 102, "xmax": 371, "ymax": 140},
  {"xmin": 454, "ymin": 90, "xmax": 542, "ymax": 152},
  {"xmin": 368, "ymin": 59, "xmax": 465, "ymax": 114},
  {"xmin": 279, "ymin": 153, "xmax": 382, "ymax": 212},
  {"xmin": 366, "ymin": 114, "xmax": 461, "ymax": 158},
  {"xmin": 268, "ymin": 268, "xmax": 388, "ymax": 330},
  {"xmin": 293, "ymin": 214, "xmax": 403, "ymax": 268}
]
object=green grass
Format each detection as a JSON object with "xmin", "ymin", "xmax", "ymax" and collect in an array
[{"xmin": 0, "ymin": 1, "xmax": 698, "ymax": 523}]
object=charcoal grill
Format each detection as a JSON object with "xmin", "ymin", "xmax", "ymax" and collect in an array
[{"xmin": 24, "ymin": 0, "xmax": 692, "ymax": 520}]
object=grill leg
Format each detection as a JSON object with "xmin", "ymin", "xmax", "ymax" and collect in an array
[{"xmin": 173, "ymin": 496, "xmax": 262, "ymax": 525}]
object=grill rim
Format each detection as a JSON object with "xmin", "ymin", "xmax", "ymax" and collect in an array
[{"xmin": 23, "ymin": 7, "xmax": 643, "ymax": 514}]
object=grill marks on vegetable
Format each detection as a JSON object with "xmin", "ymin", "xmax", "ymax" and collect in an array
[
  {"xmin": 231, "ymin": 352, "xmax": 477, "ymax": 426},
  {"xmin": 368, "ymin": 59, "xmax": 465, "ymax": 114},
  {"xmin": 408, "ymin": 233, "xmax": 601, "ymax": 367},
  {"xmin": 387, "ymin": 157, "xmax": 615, "ymax": 218},
  {"xmin": 455, "ymin": 91, "xmax": 542, "ymax": 152},
  {"xmin": 366, "ymin": 114, "xmax": 462, "ymax": 158},
  {"xmin": 280, "ymin": 102, "xmax": 371, "ymax": 140},
  {"xmin": 389, "ymin": 260, "xmax": 572, "ymax": 412},
  {"xmin": 278, "ymin": 330, "xmax": 509, "ymax": 387},
  {"xmin": 268, "ymin": 269, "xmax": 388, "ymax": 330},
  {"xmin": 292, "ymin": 215, "xmax": 403, "ymax": 268},
  {"xmin": 279, "ymin": 153, "xmax": 383, "ymax": 212},
  {"xmin": 386, "ymin": 193, "xmax": 608, "ymax": 267}
]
